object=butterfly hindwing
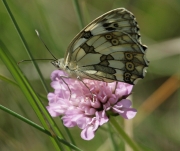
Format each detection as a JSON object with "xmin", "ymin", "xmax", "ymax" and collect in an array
[{"xmin": 62, "ymin": 8, "xmax": 148, "ymax": 84}]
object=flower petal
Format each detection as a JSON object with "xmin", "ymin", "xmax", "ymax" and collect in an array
[
  {"xmin": 81, "ymin": 126, "xmax": 95, "ymax": 140},
  {"xmin": 96, "ymin": 111, "xmax": 109, "ymax": 125},
  {"xmin": 116, "ymin": 99, "xmax": 132, "ymax": 108},
  {"xmin": 120, "ymin": 108, "xmax": 137, "ymax": 119}
]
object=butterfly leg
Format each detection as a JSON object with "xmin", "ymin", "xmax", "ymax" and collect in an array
[
  {"xmin": 112, "ymin": 81, "xmax": 118, "ymax": 94},
  {"xmin": 77, "ymin": 76, "xmax": 96, "ymax": 102},
  {"xmin": 59, "ymin": 76, "xmax": 72, "ymax": 101}
]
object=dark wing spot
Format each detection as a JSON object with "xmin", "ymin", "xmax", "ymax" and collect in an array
[
  {"xmin": 142, "ymin": 45, "xmax": 147, "ymax": 51},
  {"xmin": 111, "ymin": 38, "xmax": 119, "ymax": 45},
  {"xmin": 136, "ymin": 26, "xmax": 140, "ymax": 31},
  {"xmin": 125, "ymin": 53, "xmax": 133, "ymax": 60},
  {"xmin": 134, "ymin": 21, "xmax": 138, "ymax": 25},
  {"xmin": 114, "ymin": 23, "xmax": 118, "ymax": 27},
  {"xmin": 81, "ymin": 43, "xmax": 89, "ymax": 53},
  {"xmin": 123, "ymin": 72, "xmax": 133, "ymax": 84},
  {"xmin": 125, "ymin": 62, "xmax": 135, "ymax": 71},
  {"xmin": 88, "ymin": 46, "xmax": 95, "ymax": 53},
  {"xmin": 99, "ymin": 60, "xmax": 109, "ymax": 66},
  {"xmin": 106, "ymin": 54, "xmax": 114, "ymax": 60},
  {"xmin": 100, "ymin": 55, "xmax": 107, "ymax": 61},
  {"xmin": 103, "ymin": 23, "xmax": 111, "ymax": 27},
  {"xmin": 100, "ymin": 54, "xmax": 114, "ymax": 61},
  {"xmin": 81, "ymin": 31, "xmax": 93, "ymax": 39},
  {"xmin": 81, "ymin": 43, "xmax": 95, "ymax": 53},
  {"xmin": 105, "ymin": 34, "xmax": 112, "ymax": 40},
  {"xmin": 106, "ymin": 27, "xmax": 116, "ymax": 31},
  {"xmin": 94, "ymin": 65, "xmax": 116, "ymax": 74}
]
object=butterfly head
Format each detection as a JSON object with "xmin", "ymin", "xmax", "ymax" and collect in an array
[{"xmin": 51, "ymin": 58, "xmax": 65, "ymax": 70}]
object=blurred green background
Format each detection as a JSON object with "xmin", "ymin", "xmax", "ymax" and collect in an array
[{"xmin": 0, "ymin": 0, "xmax": 180, "ymax": 151}]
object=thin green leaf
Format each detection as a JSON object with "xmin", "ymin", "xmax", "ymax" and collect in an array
[
  {"xmin": 72, "ymin": 0, "xmax": 84, "ymax": 29},
  {"xmin": 2, "ymin": 0, "xmax": 49, "ymax": 93},
  {"xmin": 0, "ymin": 105, "xmax": 82, "ymax": 151},
  {"xmin": 0, "ymin": 74, "xmax": 18, "ymax": 87},
  {"xmin": 0, "ymin": 40, "xmax": 61, "ymax": 150},
  {"xmin": 0, "ymin": 40, "xmax": 80, "ymax": 150}
]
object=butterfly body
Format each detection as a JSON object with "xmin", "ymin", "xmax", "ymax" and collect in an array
[{"xmin": 52, "ymin": 8, "xmax": 149, "ymax": 85}]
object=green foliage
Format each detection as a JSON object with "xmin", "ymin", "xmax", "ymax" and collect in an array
[{"xmin": 0, "ymin": 0, "xmax": 180, "ymax": 151}]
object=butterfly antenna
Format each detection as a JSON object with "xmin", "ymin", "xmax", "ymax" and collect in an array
[
  {"xmin": 35, "ymin": 29, "xmax": 57, "ymax": 60},
  {"xmin": 18, "ymin": 58, "xmax": 55, "ymax": 65}
]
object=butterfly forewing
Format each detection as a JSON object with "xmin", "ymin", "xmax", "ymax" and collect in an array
[{"xmin": 61, "ymin": 8, "xmax": 148, "ymax": 85}]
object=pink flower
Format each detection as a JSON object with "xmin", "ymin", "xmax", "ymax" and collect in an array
[{"xmin": 46, "ymin": 70, "xmax": 137, "ymax": 140}]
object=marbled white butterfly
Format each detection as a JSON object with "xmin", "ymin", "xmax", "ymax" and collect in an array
[{"xmin": 52, "ymin": 8, "xmax": 149, "ymax": 85}]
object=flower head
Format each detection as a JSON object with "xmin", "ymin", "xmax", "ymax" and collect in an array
[{"xmin": 47, "ymin": 70, "xmax": 137, "ymax": 140}]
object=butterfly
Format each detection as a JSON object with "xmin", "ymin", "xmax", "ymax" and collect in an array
[{"xmin": 52, "ymin": 8, "xmax": 149, "ymax": 85}]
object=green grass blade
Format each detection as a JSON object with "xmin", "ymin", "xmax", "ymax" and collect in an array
[
  {"xmin": 0, "ymin": 74, "xmax": 18, "ymax": 87},
  {"xmin": 0, "ymin": 40, "xmax": 81, "ymax": 151},
  {"xmin": 0, "ymin": 40, "xmax": 62, "ymax": 150},
  {"xmin": 2, "ymin": 0, "xmax": 49, "ymax": 93},
  {"xmin": 72, "ymin": 0, "xmax": 84, "ymax": 29},
  {"xmin": 0, "ymin": 105, "xmax": 82, "ymax": 151}
]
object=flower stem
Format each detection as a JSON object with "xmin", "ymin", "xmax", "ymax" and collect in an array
[
  {"xmin": 109, "ymin": 117, "xmax": 142, "ymax": 151},
  {"xmin": 108, "ymin": 123, "xmax": 119, "ymax": 151}
]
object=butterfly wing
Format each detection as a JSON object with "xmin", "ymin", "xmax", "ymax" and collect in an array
[{"xmin": 64, "ymin": 8, "xmax": 148, "ymax": 84}]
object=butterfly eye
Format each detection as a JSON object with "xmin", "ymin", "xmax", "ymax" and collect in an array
[
  {"xmin": 111, "ymin": 38, "xmax": 119, "ymax": 45},
  {"xmin": 51, "ymin": 59, "xmax": 63, "ymax": 68},
  {"xmin": 105, "ymin": 34, "xmax": 112, "ymax": 40},
  {"xmin": 51, "ymin": 60, "xmax": 58, "ymax": 67},
  {"xmin": 126, "ymin": 62, "xmax": 135, "ymax": 71},
  {"xmin": 125, "ymin": 53, "xmax": 133, "ymax": 60}
]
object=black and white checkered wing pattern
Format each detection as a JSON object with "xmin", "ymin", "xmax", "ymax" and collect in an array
[{"xmin": 64, "ymin": 8, "xmax": 149, "ymax": 84}]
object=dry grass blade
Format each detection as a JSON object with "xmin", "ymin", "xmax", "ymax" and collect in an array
[{"xmin": 135, "ymin": 74, "xmax": 180, "ymax": 125}]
